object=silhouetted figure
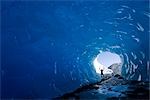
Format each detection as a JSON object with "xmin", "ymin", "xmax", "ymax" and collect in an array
[
  {"xmin": 99, "ymin": 68, "xmax": 104, "ymax": 78},
  {"xmin": 101, "ymin": 69, "xmax": 104, "ymax": 76}
]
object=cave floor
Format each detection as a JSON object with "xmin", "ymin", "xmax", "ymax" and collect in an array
[{"xmin": 55, "ymin": 75, "xmax": 150, "ymax": 100}]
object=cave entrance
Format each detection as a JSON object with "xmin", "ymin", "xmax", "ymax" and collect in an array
[{"xmin": 93, "ymin": 51, "xmax": 122, "ymax": 75}]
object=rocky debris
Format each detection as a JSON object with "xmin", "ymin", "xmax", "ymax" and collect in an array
[
  {"xmin": 100, "ymin": 75, "xmax": 127, "ymax": 86},
  {"xmin": 125, "ymin": 81, "xmax": 150, "ymax": 100},
  {"xmin": 93, "ymin": 84, "xmax": 100, "ymax": 89},
  {"xmin": 108, "ymin": 63, "xmax": 122, "ymax": 76},
  {"xmin": 54, "ymin": 75, "xmax": 150, "ymax": 100},
  {"xmin": 53, "ymin": 77, "xmax": 111, "ymax": 100}
]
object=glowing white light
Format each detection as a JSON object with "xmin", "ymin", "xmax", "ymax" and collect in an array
[
  {"xmin": 97, "ymin": 51, "xmax": 121, "ymax": 67},
  {"xmin": 93, "ymin": 57, "xmax": 113, "ymax": 75},
  {"xmin": 93, "ymin": 57, "xmax": 104, "ymax": 74},
  {"xmin": 93, "ymin": 51, "xmax": 122, "ymax": 75}
]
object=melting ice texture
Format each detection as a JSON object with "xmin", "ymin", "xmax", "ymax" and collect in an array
[{"xmin": 1, "ymin": 1, "xmax": 149, "ymax": 99}]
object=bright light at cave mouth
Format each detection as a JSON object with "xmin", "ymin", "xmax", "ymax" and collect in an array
[{"xmin": 93, "ymin": 51, "xmax": 122, "ymax": 75}]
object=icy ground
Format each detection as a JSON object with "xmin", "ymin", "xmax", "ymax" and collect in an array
[{"xmin": 55, "ymin": 75, "xmax": 149, "ymax": 100}]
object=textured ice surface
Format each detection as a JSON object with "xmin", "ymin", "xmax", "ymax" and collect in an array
[{"xmin": 1, "ymin": 0, "xmax": 149, "ymax": 99}]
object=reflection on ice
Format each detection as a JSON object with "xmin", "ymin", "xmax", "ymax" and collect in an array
[
  {"xmin": 132, "ymin": 9, "xmax": 136, "ymax": 13},
  {"xmin": 110, "ymin": 45, "xmax": 121, "ymax": 49},
  {"xmin": 121, "ymin": 5, "xmax": 130, "ymax": 9},
  {"xmin": 131, "ymin": 52, "xmax": 137, "ymax": 60},
  {"xmin": 117, "ymin": 10, "xmax": 122, "ymax": 14},
  {"xmin": 136, "ymin": 23, "xmax": 144, "ymax": 32},
  {"xmin": 140, "ymin": 51, "xmax": 145, "ymax": 59},
  {"xmin": 138, "ymin": 74, "xmax": 142, "ymax": 81},
  {"xmin": 143, "ymin": 11, "xmax": 150, "ymax": 18},
  {"xmin": 54, "ymin": 62, "xmax": 57, "ymax": 74},
  {"xmin": 133, "ymin": 38, "xmax": 140, "ymax": 42},
  {"xmin": 116, "ymin": 30, "xmax": 128, "ymax": 34}
]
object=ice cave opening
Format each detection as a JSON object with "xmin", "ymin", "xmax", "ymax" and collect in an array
[{"xmin": 93, "ymin": 51, "xmax": 123, "ymax": 76}]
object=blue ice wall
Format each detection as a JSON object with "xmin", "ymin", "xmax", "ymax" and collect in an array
[{"xmin": 1, "ymin": 1, "xmax": 149, "ymax": 99}]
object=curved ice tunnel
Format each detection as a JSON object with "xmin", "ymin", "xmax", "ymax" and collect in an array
[{"xmin": 1, "ymin": 1, "xmax": 149, "ymax": 99}]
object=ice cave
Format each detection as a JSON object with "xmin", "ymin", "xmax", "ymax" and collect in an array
[{"xmin": 1, "ymin": 0, "xmax": 149, "ymax": 99}]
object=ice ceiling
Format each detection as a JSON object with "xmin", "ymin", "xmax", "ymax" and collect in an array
[{"xmin": 1, "ymin": 1, "xmax": 149, "ymax": 99}]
